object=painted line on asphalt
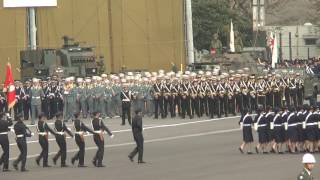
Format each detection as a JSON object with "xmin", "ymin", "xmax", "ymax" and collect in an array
[
  {"xmin": 8, "ymin": 115, "xmax": 240, "ymax": 146},
  {"xmin": 9, "ymin": 127, "xmax": 240, "ymax": 161}
]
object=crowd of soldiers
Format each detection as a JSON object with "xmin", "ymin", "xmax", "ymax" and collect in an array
[
  {"xmin": 0, "ymin": 68, "xmax": 306, "ymax": 125},
  {"xmin": 239, "ymin": 104, "xmax": 320, "ymax": 155}
]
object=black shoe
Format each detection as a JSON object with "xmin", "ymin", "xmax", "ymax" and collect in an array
[
  {"xmin": 278, "ymin": 151, "xmax": 284, "ymax": 154},
  {"xmin": 128, "ymin": 156, "xmax": 134, "ymax": 162},
  {"xmin": 13, "ymin": 163, "xmax": 18, "ymax": 171},
  {"xmin": 21, "ymin": 168, "xmax": 28, "ymax": 172},
  {"xmin": 96, "ymin": 164, "xmax": 105, "ymax": 167},
  {"xmin": 121, "ymin": 123, "xmax": 125, "ymax": 126},
  {"xmin": 138, "ymin": 161, "xmax": 146, "ymax": 164},
  {"xmin": 36, "ymin": 158, "xmax": 40, "ymax": 166},
  {"xmin": 43, "ymin": 165, "xmax": 51, "ymax": 168},
  {"xmin": 263, "ymin": 152, "xmax": 269, "ymax": 154},
  {"xmin": 71, "ymin": 158, "xmax": 76, "ymax": 165},
  {"xmin": 78, "ymin": 165, "xmax": 87, "ymax": 168},
  {"xmin": 52, "ymin": 158, "xmax": 57, "ymax": 165},
  {"xmin": 92, "ymin": 160, "xmax": 97, "ymax": 167},
  {"xmin": 61, "ymin": 164, "xmax": 69, "ymax": 168},
  {"xmin": 247, "ymin": 152, "xmax": 253, "ymax": 155},
  {"xmin": 239, "ymin": 147, "xmax": 244, "ymax": 154},
  {"xmin": 3, "ymin": 169, "xmax": 10, "ymax": 172}
]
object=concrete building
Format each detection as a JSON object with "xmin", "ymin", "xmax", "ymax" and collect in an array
[
  {"xmin": 265, "ymin": 25, "xmax": 320, "ymax": 60},
  {"xmin": 0, "ymin": 0, "xmax": 186, "ymax": 79}
]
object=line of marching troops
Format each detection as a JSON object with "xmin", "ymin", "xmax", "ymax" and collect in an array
[
  {"xmin": 0, "ymin": 68, "xmax": 305, "ymax": 125},
  {"xmin": 239, "ymin": 104, "xmax": 320, "ymax": 155},
  {"xmin": 0, "ymin": 110, "xmax": 114, "ymax": 172}
]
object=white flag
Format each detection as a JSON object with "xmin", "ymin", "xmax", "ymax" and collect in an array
[
  {"xmin": 271, "ymin": 33, "xmax": 278, "ymax": 68},
  {"xmin": 230, "ymin": 20, "xmax": 235, "ymax": 53}
]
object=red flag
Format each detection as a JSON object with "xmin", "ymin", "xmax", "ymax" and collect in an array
[{"xmin": 3, "ymin": 63, "xmax": 16, "ymax": 109}]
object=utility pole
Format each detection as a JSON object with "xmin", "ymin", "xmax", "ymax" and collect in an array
[
  {"xmin": 28, "ymin": 7, "xmax": 37, "ymax": 50},
  {"xmin": 185, "ymin": 0, "xmax": 195, "ymax": 64}
]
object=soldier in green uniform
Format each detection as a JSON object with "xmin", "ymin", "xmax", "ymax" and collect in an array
[
  {"xmin": 297, "ymin": 153, "xmax": 316, "ymax": 180},
  {"xmin": 77, "ymin": 78, "xmax": 88, "ymax": 118},
  {"xmin": 63, "ymin": 78, "xmax": 76, "ymax": 122},
  {"xmin": 30, "ymin": 78, "xmax": 44, "ymax": 125}
]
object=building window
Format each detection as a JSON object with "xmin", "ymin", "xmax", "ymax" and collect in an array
[{"xmin": 305, "ymin": 39, "xmax": 317, "ymax": 45}]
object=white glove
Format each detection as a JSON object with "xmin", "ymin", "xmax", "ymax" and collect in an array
[
  {"xmin": 10, "ymin": 128, "xmax": 15, "ymax": 133},
  {"xmin": 31, "ymin": 133, "xmax": 35, "ymax": 136},
  {"xmin": 110, "ymin": 134, "xmax": 114, "ymax": 139}
]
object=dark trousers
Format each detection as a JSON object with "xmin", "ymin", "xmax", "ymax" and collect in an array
[
  {"xmin": 129, "ymin": 133, "xmax": 144, "ymax": 161},
  {"xmin": 93, "ymin": 135, "xmax": 104, "ymax": 166},
  {"xmin": 37, "ymin": 135, "xmax": 49, "ymax": 166},
  {"xmin": 23, "ymin": 100, "xmax": 31, "ymax": 120},
  {"xmin": 191, "ymin": 97, "xmax": 200, "ymax": 117},
  {"xmin": 14, "ymin": 100, "xmax": 23, "ymax": 118},
  {"xmin": 49, "ymin": 98, "xmax": 58, "ymax": 119},
  {"xmin": 154, "ymin": 97, "xmax": 164, "ymax": 119},
  {"xmin": 122, "ymin": 102, "xmax": 131, "ymax": 125},
  {"xmin": 174, "ymin": 96, "xmax": 181, "ymax": 116},
  {"xmin": 73, "ymin": 134, "xmax": 85, "ymax": 165},
  {"xmin": 53, "ymin": 135, "xmax": 67, "ymax": 165},
  {"xmin": 14, "ymin": 137, "xmax": 27, "ymax": 170},
  {"xmin": 42, "ymin": 99, "xmax": 49, "ymax": 118},
  {"xmin": 181, "ymin": 96, "xmax": 191, "ymax": 119},
  {"xmin": 0, "ymin": 134, "xmax": 9, "ymax": 170}
]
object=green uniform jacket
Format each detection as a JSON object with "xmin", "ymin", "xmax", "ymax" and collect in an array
[{"xmin": 297, "ymin": 168, "xmax": 313, "ymax": 180}]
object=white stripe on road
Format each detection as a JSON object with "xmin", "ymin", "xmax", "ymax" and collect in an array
[
  {"xmin": 9, "ymin": 128, "xmax": 240, "ymax": 161},
  {"xmin": 9, "ymin": 115, "xmax": 240, "ymax": 146}
]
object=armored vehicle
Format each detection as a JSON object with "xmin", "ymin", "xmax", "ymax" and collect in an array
[{"xmin": 20, "ymin": 36, "xmax": 105, "ymax": 81}]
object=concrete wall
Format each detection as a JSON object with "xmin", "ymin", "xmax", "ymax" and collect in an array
[{"xmin": 0, "ymin": 0, "xmax": 186, "ymax": 79}]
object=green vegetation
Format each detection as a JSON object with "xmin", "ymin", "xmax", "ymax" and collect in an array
[{"xmin": 192, "ymin": 0, "xmax": 252, "ymax": 50}]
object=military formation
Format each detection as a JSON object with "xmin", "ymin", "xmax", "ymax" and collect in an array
[
  {"xmin": 239, "ymin": 104, "xmax": 320, "ymax": 155},
  {"xmin": 0, "ymin": 68, "xmax": 306, "ymax": 124}
]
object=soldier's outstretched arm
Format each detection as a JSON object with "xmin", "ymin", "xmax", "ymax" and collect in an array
[
  {"xmin": 81, "ymin": 122, "xmax": 96, "ymax": 134},
  {"xmin": 63, "ymin": 123, "xmax": 73, "ymax": 137},
  {"xmin": 45, "ymin": 123, "xmax": 57, "ymax": 135},
  {"xmin": 101, "ymin": 121, "xmax": 113, "ymax": 136}
]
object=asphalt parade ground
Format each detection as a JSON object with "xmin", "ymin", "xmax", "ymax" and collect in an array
[{"xmin": 1, "ymin": 115, "xmax": 319, "ymax": 180}]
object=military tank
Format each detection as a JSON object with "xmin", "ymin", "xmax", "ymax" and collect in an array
[{"xmin": 20, "ymin": 36, "xmax": 105, "ymax": 81}]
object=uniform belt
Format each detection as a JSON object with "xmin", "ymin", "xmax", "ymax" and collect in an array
[
  {"xmin": 306, "ymin": 123, "xmax": 317, "ymax": 126},
  {"xmin": 75, "ymin": 131, "xmax": 84, "ymax": 135},
  {"xmin": 16, "ymin": 134, "xmax": 24, "ymax": 138},
  {"xmin": 288, "ymin": 123, "xmax": 298, "ymax": 127},
  {"xmin": 122, "ymin": 99, "xmax": 130, "ymax": 102},
  {"xmin": 258, "ymin": 124, "xmax": 267, "ymax": 127},
  {"xmin": 0, "ymin": 132, "xmax": 8, "ymax": 135},
  {"xmin": 242, "ymin": 124, "xmax": 252, "ymax": 127},
  {"xmin": 33, "ymin": 96, "xmax": 41, "ymax": 99},
  {"xmin": 56, "ymin": 132, "xmax": 65, "ymax": 135},
  {"xmin": 38, "ymin": 132, "xmax": 47, "ymax": 136},
  {"xmin": 94, "ymin": 130, "xmax": 102, "ymax": 133},
  {"xmin": 274, "ymin": 124, "xmax": 282, "ymax": 127}
]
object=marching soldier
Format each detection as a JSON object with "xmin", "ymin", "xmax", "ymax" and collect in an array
[
  {"xmin": 0, "ymin": 112, "xmax": 12, "ymax": 171},
  {"xmin": 247, "ymin": 75, "xmax": 257, "ymax": 113},
  {"xmin": 53, "ymin": 112, "xmax": 73, "ymax": 167},
  {"xmin": 128, "ymin": 109, "xmax": 146, "ymax": 163},
  {"xmin": 13, "ymin": 114, "xmax": 33, "ymax": 172},
  {"xmin": 71, "ymin": 113, "xmax": 96, "ymax": 167},
  {"xmin": 36, "ymin": 113, "xmax": 56, "ymax": 167},
  {"xmin": 239, "ymin": 109, "xmax": 254, "ymax": 154},
  {"xmin": 91, "ymin": 111, "xmax": 114, "ymax": 167}
]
